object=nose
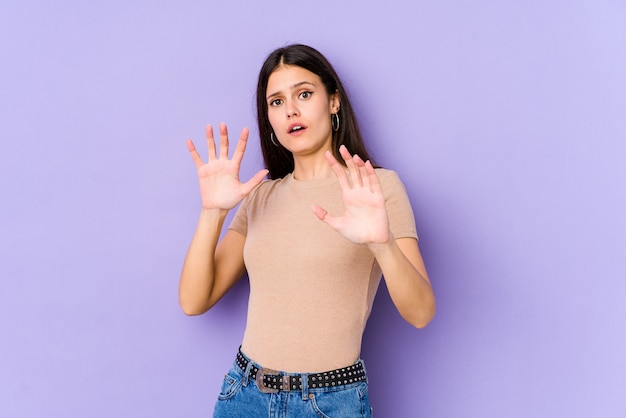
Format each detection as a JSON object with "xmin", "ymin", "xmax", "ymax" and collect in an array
[{"xmin": 285, "ymin": 100, "xmax": 299, "ymax": 118}]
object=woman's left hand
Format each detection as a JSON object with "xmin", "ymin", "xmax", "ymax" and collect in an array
[{"xmin": 312, "ymin": 145, "xmax": 392, "ymax": 245}]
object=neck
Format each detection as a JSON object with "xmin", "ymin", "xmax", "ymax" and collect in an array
[{"xmin": 292, "ymin": 154, "xmax": 334, "ymax": 181}]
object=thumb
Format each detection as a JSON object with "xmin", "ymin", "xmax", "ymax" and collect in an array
[
  {"xmin": 311, "ymin": 205, "xmax": 328, "ymax": 221},
  {"xmin": 241, "ymin": 169, "xmax": 269, "ymax": 194},
  {"xmin": 311, "ymin": 205, "xmax": 340, "ymax": 231}
]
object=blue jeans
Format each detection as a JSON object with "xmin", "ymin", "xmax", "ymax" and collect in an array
[{"xmin": 213, "ymin": 351, "xmax": 373, "ymax": 417}]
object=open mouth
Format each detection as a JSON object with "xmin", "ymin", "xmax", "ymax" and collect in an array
[{"xmin": 288, "ymin": 124, "xmax": 307, "ymax": 134}]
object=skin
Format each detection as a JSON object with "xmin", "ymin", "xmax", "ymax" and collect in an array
[
  {"xmin": 266, "ymin": 64, "xmax": 340, "ymax": 180},
  {"xmin": 179, "ymin": 65, "xmax": 435, "ymax": 328}
]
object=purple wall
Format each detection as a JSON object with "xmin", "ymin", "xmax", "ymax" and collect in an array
[{"xmin": 2, "ymin": 1, "xmax": 625, "ymax": 417}]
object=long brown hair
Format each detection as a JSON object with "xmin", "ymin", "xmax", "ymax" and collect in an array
[{"xmin": 256, "ymin": 44, "xmax": 376, "ymax": 179}]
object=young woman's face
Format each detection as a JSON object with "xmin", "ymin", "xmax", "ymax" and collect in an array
[{"xmin": 266, "ymin": 65, "xmax": 339, "ymax": 157}]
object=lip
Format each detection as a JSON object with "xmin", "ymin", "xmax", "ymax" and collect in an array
[{"xmin": 287, "ymin": 123, "xmax": 307, "ymax": 135}]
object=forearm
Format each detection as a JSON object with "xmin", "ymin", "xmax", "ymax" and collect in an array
[
  {"xmin": 178, "ymin": 208, "xmax": 228, "ymax": 315},
  {"xmin": 369, "ymin": 237, "xmax": 436, "ymax": 328}
]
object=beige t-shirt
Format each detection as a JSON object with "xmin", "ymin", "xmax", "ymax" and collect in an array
[{"xmin": 229, "ymin": 169, "xmax": 417, "ymax": 372}]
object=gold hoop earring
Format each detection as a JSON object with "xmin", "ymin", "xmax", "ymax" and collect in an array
[
  {"xmin": 331, "ymin": 113, "xmax": 340, "ymax": 132},
  {"xmin": 270, "ymin": 132, "xmax": 278, "ymax": 146}
]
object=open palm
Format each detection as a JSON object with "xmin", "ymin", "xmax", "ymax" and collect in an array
[
  {"xmin": 187, "ymin": 123, "xmax": 267, "ymax": 210},
  {"xmin": 312, "ymin": 145, "xmax": 391, "ymax": 245}
]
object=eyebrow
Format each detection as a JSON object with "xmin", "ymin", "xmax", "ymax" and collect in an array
[{"xmin": 266, "ymin": 81, "xmax": 316, "ymax": 100}]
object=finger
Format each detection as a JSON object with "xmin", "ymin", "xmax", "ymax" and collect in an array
[
  {"xmin": 205, "ymin": 125, "xmax": 217, "ymax": 161},
  {"xmin": 311, "ymin": 205, "xmax": 341, "ymax": 231},
  {"xmin": 339, "ymin": 145, "xmax": 362, "ymax": 187},
  {"xmin": 231, "ymin": 127, "xmax": 250, "ymax": 165},
  {"xmin": 311, "ymin": 205, "xmax": 329, "ymax": 221},
  {"xmin": 364, "ymin": 160, "xmax": 383, "ymax": 194},
  {"xmin": 241, "ymin": 169, "xmax": 269, "ymax": 194},
  {"xmin": 325, "ymin": 151, "xmax": 351, "ymax": 190},
  {"xmin": 219, "ymin": 122, "xmax": 229, "ymax": 159},
  {"xmin": 186, "ymin": 139, "xmax": 205, "ymax": 169},
  {"xmin": 354, "ymin": 155, "xmax": 370, "ymax": 189}
]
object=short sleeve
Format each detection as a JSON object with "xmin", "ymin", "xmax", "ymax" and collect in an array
[
  {"xmin": 377, "ymin": 169, "xmax": 418, "ymax": 241},
  {"xmin": 228, "ymin": 197, "xmax": 249, "ymax": 236}
]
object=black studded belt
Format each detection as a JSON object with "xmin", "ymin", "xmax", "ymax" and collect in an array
[{"xmin": 235, "ymin": 348, "xmax": 367, "ymax": 394}]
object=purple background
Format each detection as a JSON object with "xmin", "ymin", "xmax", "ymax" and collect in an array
[{"xmin": 2, "ymin": 1, "xmax": 625, "ymax": 417}]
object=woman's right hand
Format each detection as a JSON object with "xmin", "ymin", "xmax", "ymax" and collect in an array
[{"xmin": 187, "ymin": 123, "xmax": 268, "ymax": 210}]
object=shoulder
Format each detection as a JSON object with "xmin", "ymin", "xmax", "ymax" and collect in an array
[
  {"xmin": 374, "ymin": 168, "xmax": 401, "ymax": 182},
  {"xmin": 243, "ymin": 175, "xmax": 289, "ymax": 203},
  {"xmin": 375, "ymin": 168, "xmax": 417, "ymax": 236},
  {"xmin": 374, "ymin": 168, "xmax": 408, "ymax": 196}
]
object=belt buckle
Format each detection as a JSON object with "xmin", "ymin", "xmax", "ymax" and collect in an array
[{"xmin": 256, "ymin": 367, "xmax": 281, "ymax": 394}]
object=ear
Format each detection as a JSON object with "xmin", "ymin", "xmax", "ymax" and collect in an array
[{"xmin": 329, "ymin": 90, "xmax": 340, "ymax": 114}]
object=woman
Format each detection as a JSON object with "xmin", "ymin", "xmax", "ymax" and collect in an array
[{"xmin": 179, "ymin": 44, "xmax": 435, "ymax": 417}]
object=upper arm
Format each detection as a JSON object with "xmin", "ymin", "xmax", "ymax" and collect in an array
[{"xmin": 207, "ymin": 229, "xmax": 247, "ymax": 308}]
